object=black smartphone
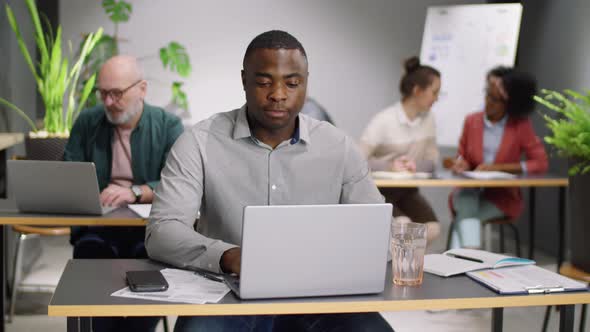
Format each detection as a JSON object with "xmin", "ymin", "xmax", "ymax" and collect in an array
[{"xmin": 126, "ymin": 270, "xmax": 169, "ymax": 292}]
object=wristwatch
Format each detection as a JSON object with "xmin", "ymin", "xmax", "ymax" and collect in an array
[{"xmin": 130, "ymin": 185, "xmax": 143, "ymax": 203}]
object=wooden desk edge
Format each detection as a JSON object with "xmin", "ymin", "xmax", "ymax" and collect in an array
[
  {"xmin": 47, "ymin": 292, "xmax": 590, "ymax": 317},
  {"xmin": 0, "ymin": 132, "xmax": 24, "ymax": 151},
  {"xmin": 0, "ymin": 217, "xmax": 145, "ymax": 226}
]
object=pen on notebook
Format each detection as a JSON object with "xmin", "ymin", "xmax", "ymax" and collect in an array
[
  {"xmin": 194, "ymin": 270, "xmax": 225, "ymax": 283},
  {"xmin": 446, "ymin": 253, "xmax": 484, "ymax": 263}
]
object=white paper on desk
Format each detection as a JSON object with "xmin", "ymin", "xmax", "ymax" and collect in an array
[
  {"xmin": 372, "ymin": 171, "xmax": 432, "ymax": 180},
  {"xmin": 111, "ymin": 268, "xmax": 230, "ymax": 304},
  {"xmin": 128, "ymin": 204, "xmax": 152, "ymax": 218},
  {"xmin": 462, "ymin": 171, "xmax": 516, "ymax": 180}
]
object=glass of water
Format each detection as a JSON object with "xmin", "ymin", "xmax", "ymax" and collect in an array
[{"xmin": 391, "ymin": 222, "xmax": 427, "ymax": 286}]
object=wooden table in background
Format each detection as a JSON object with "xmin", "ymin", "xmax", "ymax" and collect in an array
[
  {"xmin": 0, "ymin": 208, "xmax": 145, "ymax": 332},
  {"xmin": 49, "ymin": 259, "xmax": 590, "ymax": 332},
  {"xmin": 374, "ymin": 172, "xmax": 569, "ymax": 266}
]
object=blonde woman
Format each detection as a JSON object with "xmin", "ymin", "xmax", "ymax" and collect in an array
[{"xmin": 360, "ymin": 56, "xmax": 441, "ymax": 243}]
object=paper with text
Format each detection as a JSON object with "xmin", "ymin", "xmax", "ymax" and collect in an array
[
  {"xmin": 467, "ymin": 265, "xmax": 588, "ymax": 294},
  {"xmin": 112, "ymin": 268, "xmax": 230, "ymax": 304},
  {"xmin": 462, "ymin": 171, "xmax": 516, "ymax": 180}
]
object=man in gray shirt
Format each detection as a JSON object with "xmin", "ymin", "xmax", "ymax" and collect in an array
[{"xmin": 147, "ymin": 30, "xmax": 392, "ymax": 332}]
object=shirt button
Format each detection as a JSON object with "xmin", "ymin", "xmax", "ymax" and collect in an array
[{"xmin": 271, "ymin": 185, "xmax": 277, "ymax": 190}]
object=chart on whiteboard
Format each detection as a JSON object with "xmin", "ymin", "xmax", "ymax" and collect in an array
[{"xmin": 420, "ymin": 4, "xmax": 522, "ymax": 146}]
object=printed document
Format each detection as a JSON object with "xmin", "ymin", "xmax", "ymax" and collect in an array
[
  {"xmin": 112, "ymin": 268, "xmax": 230, "ymax": 304},
  {"xmin": 467, "ymin": 265, "xmax": 588, "ymax": 294},
  {"xmin": 462, "ymin": 171, "xmax": 516, "ymax": 180}
]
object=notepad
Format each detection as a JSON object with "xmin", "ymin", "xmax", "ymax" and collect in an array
[
  {"xmin": 128, "ymin": 204, "xmax": 152, "ymax": 218},
  {"xmin": 467, "ymin": 265, "xmax": 588, "ymax": 295},
  {"xmin": 372, "ymin": 171, "xmax": 432, "ymax": 180},
  {"xmin": 424, "ymin": 249, "xmax": 535, "ymax": 277},
  {"xmin": 462, "ymin": 171, "xmax": 516, "ymax": 180}
]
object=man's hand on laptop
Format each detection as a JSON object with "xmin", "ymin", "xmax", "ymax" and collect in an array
[
  {"xmin": 220, "ymin": 247, "xmax": 241, "ymax": 275},
  {"xmin": 100, "ymin": 184, "xmax": 136, "ymax": 207}
]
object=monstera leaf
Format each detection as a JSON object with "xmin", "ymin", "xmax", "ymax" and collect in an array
[
  {"xmin": 171, "ymin": 81, "xmax": 189, "ymax": 111},
  {"xmin": 102, "ymin": 0, "xmax": 132, "ymax": 23},
  {"xmin": 160, "ymin": 42, "xmax": 191, "ymax": 77}
]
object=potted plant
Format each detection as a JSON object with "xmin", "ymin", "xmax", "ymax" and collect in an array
[
  {"xmin": 77, "ymin": 0, "xmax": 192, "ymax": 115},
  {"xmin": 0, "ymin": 0, "xmax": 102, "ymax": 160},
  {"xmin": 535, "ymin": 89, "xmax": 590, "ymax": 272}
]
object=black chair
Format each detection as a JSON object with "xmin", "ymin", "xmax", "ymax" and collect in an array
[{"xmin": 446, "ymin": 217, "xmax": 521, "ymax": 257}]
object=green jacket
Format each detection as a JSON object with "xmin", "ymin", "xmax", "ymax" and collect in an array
[
  {"xmin": 64, "ymin": 103, "xmax": 183, "ymax": 244},
  {"xmin": 63, "ymin": 103, "xmax": 184, "ymax": 191}
]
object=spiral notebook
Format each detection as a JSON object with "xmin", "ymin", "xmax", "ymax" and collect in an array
[{"xmin": 467, "ymin": 265, "xmax": 588, "ymax": 295}]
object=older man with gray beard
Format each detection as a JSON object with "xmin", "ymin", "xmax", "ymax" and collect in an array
[{"xmin": 63, "ymin": 55, "xmax": 183, "ymax": 332}]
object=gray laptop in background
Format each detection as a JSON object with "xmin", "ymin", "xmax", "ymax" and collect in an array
[
  {"xmin": 7, "ymin": 160, "xmax": 116, "ymax": 215},
  {"xmin": 226, "ymin": 203, "xmax": 392, "ymax": 299}
]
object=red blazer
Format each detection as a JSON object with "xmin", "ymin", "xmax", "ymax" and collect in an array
[{"xmin": 450, "ymin": 112, "xmax": 548, "ymax": 219}]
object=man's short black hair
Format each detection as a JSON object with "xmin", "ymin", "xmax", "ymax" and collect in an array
[{"xmin": 243, "ymin": 30, "xmax": 307, "ymax": 66}]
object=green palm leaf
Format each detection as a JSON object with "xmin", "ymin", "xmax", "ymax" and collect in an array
[{"xmin": 102, "ymin": 0, "xmax": 132, "ymax": 23}]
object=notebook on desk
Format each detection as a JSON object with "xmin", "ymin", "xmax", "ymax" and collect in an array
[
  {"xmin": 424, "ymin": 248, "xmax": 535, "ymax": 277},
  {"xmin": 225, "ymin": 204, "xmax": 393, "ymax": 300},
  {"xmin": 7, "ymin": 160, "xmax": 117, "ymax": 215}
]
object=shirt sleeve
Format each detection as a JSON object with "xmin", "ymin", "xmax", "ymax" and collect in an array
[
  {"xmin": 456, "ymin": 116, "xmax": 473, "ymax": 169},
  {"xmin": 62, "ymin": 114, "xmax": 87, "ymax": 162},
  {"xmin": 146, "ymin": 115, "xmax": 185, "ymax": 191},
  {"xmin": 340, "ymin": 136, "xmax": 385, "ymax": 204},
  {"xmin": 520, "ymin": 119, "xmax": 548, "ymax": 174},
  {"xmin": 145, "ymin": 130, "xmax": 237, "ymax": 273},
  {"xmin": 359, "ymin": 113, "xmax": 393, "ymax": 171}
]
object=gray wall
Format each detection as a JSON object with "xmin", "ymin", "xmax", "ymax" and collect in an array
[
  {"xmin": 516, "ymin": 0, "xmax": 590, "ymax": 256},
  {"xmin": 59, "ymin": 0, "xmax": 481, "ymax": 139},
  {"xmin": 0, "ymin": 0, "xmax": 35, "ymax": 207},
  {"xmin": 0, "ymin": 0, "xmax": 35, "ymax": 152},
  {"xmin": 0, "ymin": 0, "xmax": 41, "ymax": 278}
]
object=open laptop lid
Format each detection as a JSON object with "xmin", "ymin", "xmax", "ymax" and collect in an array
[
  {"xmin": 236, "ymin": 204, "xmax": 392, "ymax": 299},
  {"xmin": 7, "ymin": 160, "xmax": 105, "ymax": 215}
]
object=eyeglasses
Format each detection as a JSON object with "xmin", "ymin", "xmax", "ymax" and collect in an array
[{"xmin": 96, "ymin": 80, "xmax": 142, "ymax": 102}]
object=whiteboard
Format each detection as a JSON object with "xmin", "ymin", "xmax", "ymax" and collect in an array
[{"xmin": 420, "ymin": 4, "xmax": 522, "ymax": 146}]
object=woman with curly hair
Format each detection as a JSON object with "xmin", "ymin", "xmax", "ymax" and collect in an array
[{"xmin": 447, "ymin": 66, "xmax": 548, "ymax": 249}]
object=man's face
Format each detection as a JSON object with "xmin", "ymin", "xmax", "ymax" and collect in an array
[
  {"xmin": 97, "ymin": 70, "xmax": 146, "ymax": 126},
  {"xmin": 242, "ymin": 48, "xmax": 308, "ymax": 131}
]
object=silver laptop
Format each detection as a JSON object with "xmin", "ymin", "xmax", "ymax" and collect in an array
[
  {"xmin": 7, "ymin": 160, "xmax": 117, "ymax": 215},
  {"xmin": 226, "ymin": 203, "xmax": 392, "ymax": 299}
]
